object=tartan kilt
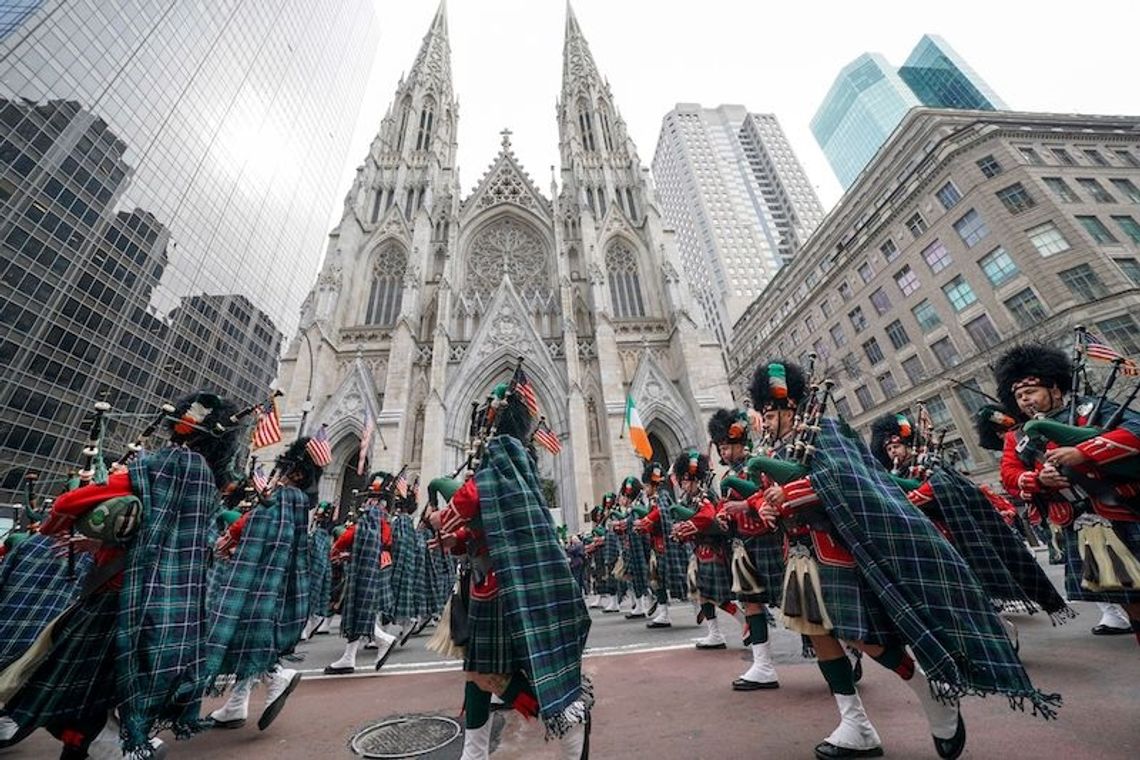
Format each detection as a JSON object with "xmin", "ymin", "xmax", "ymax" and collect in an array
[
  {"xmin": 376, "ymin": 564, "xmax": 395, "ymax": 616},
  {"xmin": 695, "ymin": 544, "xmax": 732, "ymax": 605},
  {"xmin": 1061, "ymin": 519, "xmax": 1140, "ymax": 603},
  {"xmin": 6, "ymin": 589, "xmax": 119, "ymax": 727},
  {"xmin": 412, "ymin": 533, "xmax": 433, "ymax": 617},
  {"xmin": 625, "ymin": 531, "xmax": 651, "ymax": 596},
  {"xmin": 429, "ymin": 549, "xmax": 454, "ymax": 612},
  {"xmin": 463, "ymin": 591, "xmax": 517, "ymax": 674},
  {"xmin": 308, "ymin": 530, "xmax": 333, "ymax": 618},
  {"xmin": 737, "ymin": 534, "xmax": 785, "ymax": 605},
  {"xmin": 785, "ymin": 539, "xmax": 897, "ymax": 645},
  {"xmin": 591, "ymin": 551, "xmax": 612, "ymax": 595}
]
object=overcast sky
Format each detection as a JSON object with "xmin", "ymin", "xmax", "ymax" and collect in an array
[{"xmin": 335, "ymin": 0, "xmax": 1139, "ymax": 224}]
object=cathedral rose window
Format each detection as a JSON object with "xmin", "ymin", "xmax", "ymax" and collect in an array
[{"xmin": 467, "ymin": 216, "xmax": 548, "ymax": 296}]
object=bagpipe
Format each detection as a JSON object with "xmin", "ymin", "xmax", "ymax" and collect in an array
[
  {"xmin": 746, "ymin": 376, "xmax": 836, "ymax": 487},
  {"xmin": 449, "ymin": 356, "xmax": 527, "ymax": 480}
]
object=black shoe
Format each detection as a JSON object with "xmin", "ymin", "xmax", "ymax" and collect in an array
[
  {"xmin": 814, "ymin": 741, "xmax": 884, "ymax": 759},
  {"xmin": 852, "ymin": 656, "xmax": 863, "ymax": 684},
  {"xmin": 601, "ymin": 608, "xmax": 619, "ymax": 614},
  {"xmin": 209, "ymin": 717, "xmax": 246, "ymax": 730},
  {"xmin": 1091, "ymin": 624, "xmax": 1133, "ymax": 636},
  {"xmin": 732, "ymin": 677, "xmax": 779, "ymax": 691},
  {"xmin": 933, "ymin": 713, "xmax": 966, "ymax": 760},
  {"xmin": 695, "ymin": 641, "xmax": 727, "ymax": 650},
  {"xmin": 374, "ymin": 642, "xmax": 396, "ymax": 672},
  {"xmin": 412, "ymin": 618, "xmax": 429, "ymax": 636},
  {"xmin": 624, "ymin": 612, "xmax": 646, "ymax": 619},
  {"xmin": 646, "ymin": 601, "xmax": 658, "ymax": 618},
  {"xmin": 646, "ymin": 620, "xmax": 672, "ymax": 629},
  {"xmin": 258, "ymin": 671, "xmax": 303, "ymax": 731},
  {"xmin": 323, "ymin": 665, "xmax": 355, "ymax": 675}
]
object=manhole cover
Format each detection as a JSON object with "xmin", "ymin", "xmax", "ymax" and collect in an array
[{"xmin": 350, "ymin": 714, "xmax": 463, "ymax": 759}]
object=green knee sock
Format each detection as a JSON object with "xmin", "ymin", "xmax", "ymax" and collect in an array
[
  {"xmin": 870, "ymin": 644, "xmax": 915, "ymax": 680},
  {"xmin": 818, "ymin": 656, "xmax": 856, "ymax": 696},
  {"xmin": 746, "ymin": 613, "xmax": 768, "ymax": 645},
  {"xmin": 464, "ymin": 682, "xmax": 491, "ymax": 729},
  {"xmin": 655, "ymin": 587, "xmax": 668, "ymax": 605}
]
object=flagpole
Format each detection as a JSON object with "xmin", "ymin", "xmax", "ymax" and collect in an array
[
  {"xmin": 298, "ymin": 331, "xmax": 316, "ymax": 435},
  {"xmin": 619, "ymin": 392, "xmax": 628, "ymax": 439}
]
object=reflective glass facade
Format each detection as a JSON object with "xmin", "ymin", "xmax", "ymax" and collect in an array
[
  {"xmin": 813, "ymin": 37, "xmax": 1004, "ymax": 189},
  {"xmin": 0, "ymin": 0, "xmax": 379, "ymax": 498}
]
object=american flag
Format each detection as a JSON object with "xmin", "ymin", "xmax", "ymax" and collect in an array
[
  {"xmin": 533, "ymin": 421, "xmax": 562, "ymax": 455},
  {"xmin": 252, "ymin": 464, "xmax": 269, "ymax": 492},
  {"xmin": 394, "ymin": 470, "xmax": 409, "ymax": 498},
  {"xmin": 513, "ymin": 366, "xmax": 539, "ymax": 418},
  {"xmin": 306, "ymin": 425, "xmax": 333, "ymax": 467},
  {"xmin": 251, "ymin": 396, "xmax": 282, "ymax": 449},
  {"xmin": 357, "ymin": 409, "xmax": 374, "ymax": 476},
  {"xmin": 1083, "ymin": 331, "xmax": 1140, "ymax": 376}
]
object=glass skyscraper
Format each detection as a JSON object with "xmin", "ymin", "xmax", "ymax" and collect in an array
[
  {"xmin": 812, "ymin": 36, "xmax": 1004, "ymax": 189},
  {"xmin": 0, "ymin": 1, "xmax": 379, "ymax": 499}
]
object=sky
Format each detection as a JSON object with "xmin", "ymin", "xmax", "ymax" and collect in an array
[{"xmin": 334, "ymin": 0, "xmax": 1140, "ymax": 226}]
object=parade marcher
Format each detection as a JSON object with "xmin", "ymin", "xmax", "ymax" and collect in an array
[
  {"xmin": 634, "ymin": 460, "xmax": 691, "ymax": 629},
  {"xmin": 0, "ymin": 393, "xmax": 241, "ymax": 759},
  {"xmin": 614, "ymin": 476, "xmax": 652, "ymax": 619},
  {"xmin": 600, "ymin": 492, "xmax": 626, "ymax": 613},
  {"xmin": 744, "ymin": 360, "xmax": 1060, "ymax": 760},
  {"xmin": 669, "ymin": 450, "xmax": 746, "ymax": 650},
  {"xmin": 869, "ymin": 412, "xmax": 1073, "ymax": 638},
  {"xmin": 710, "ymin": 407, "xmax": 782, "ymax": 690},
  {"xmin": 994, "ymin": 342, "xmax": 1140, "ymax": 641},
  {"xmin": 427, "ymin": 377, "xmax": 592, "ymax": 760},
  {"xmin": 390, "ymin": 479, "xmax": 428, "ymax": 640},
  {"xmin": 301, "ymin": 501, "xmax": 336, "ymax": 640},
  {"xmin": 585, "ymin": 505, "xmax": 609, "ymax": 608},
  {"xmin": 324, "ymin": 473, "xmax": 397, "ymax": 674},
  {"xmin": 203, "ymin": 436, "xmax": 317, "ymax": 732},
  {"xmin": 566, "ymin": 533, "xmax": 587, "ymax": 594}
]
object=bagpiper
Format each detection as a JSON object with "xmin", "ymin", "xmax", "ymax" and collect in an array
[
  {"xmin": 300, "ymin": 500, "xmax": 336, "ymax": 640},
  {"xmin": 633, "ymin": 460, "xmax": 691, "ymax": 629},
  {"xmin": 994, "ymin": 342, "xmax": 1140, "ymax": 641},
  {"xmin": 613, "ymin": 476, "xmax": 653, "ymax": 619}
]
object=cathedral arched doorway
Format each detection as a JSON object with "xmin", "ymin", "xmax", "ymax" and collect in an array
[
  {"xmin": 337, "ymin": 462, "xmax": 367, "ymax": 523},
  {"xmin": 647, "ymin": 431, "xmax": 673, "ymax": 472}
]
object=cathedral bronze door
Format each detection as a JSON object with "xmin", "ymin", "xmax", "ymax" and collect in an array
[{"xmin": 337, "ymin": 462, "xmax": 367, "ymax": 522}]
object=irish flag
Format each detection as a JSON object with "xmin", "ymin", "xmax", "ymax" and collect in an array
[{"xmin": 625, "ymin": 394, "xmax": 653, "ymax": 461}]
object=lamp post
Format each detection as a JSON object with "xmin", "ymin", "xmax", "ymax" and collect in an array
[{"xmin": 297, "ymin": 331, "xmax": 316, "ymax": 436}]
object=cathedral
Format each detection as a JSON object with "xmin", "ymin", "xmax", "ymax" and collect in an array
[{"xmin": 274, "ymin": 3, "xmax": 732, "ymax": 531}]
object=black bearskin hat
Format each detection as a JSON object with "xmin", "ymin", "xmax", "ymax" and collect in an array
[
  {"xmin": 276, "ymin": 437, "xmax": 324, "ymax": 491},
  {"xmin": 868, "ymin": 413, "xmax": 916, "ymax": 469},
  {"xmin": 367, "ymin": 470, "xmax": 396, "ymax": 497},
  {"xmin": 641, "ymin": 460, "xmax": 666, "ymax": 486},
  {"xmin": 619, "ymin": 475, "xmax": 642, "ymax": 500},
  {"xmin": 749, "ymin": 359, "xmax": 807, "ymax": 412},
  {"xmin": 975, "ymin": 405, "xmax": 1018, "ymax": 452},
  {"xmin": 707, "ymin": 408, "xmax": 750, "ymax": 446},
  {"xmin": 483, "ymin": 382, "xmax": 535, "ymax": 443},
  {"xmin": 993, "ymin": 343, "xmax": 1072, "ymax": 420},
  {"xmin": 672, "ymin": 449, "xmax": 710, "ymax": 482},
  {"xmin": 167, "ymin": 392, "xmax": 240, "ymax": 486}
]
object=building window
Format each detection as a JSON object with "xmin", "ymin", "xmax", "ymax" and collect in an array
[
  {"xmin": 1051, "ymin": 147, "xmax": 1076, "ymax": 166},
  {"xmin": 1115, "ymin": 257, "xmax": 1140, "ymax": 286},
  {"xmin": 906, "ymin": 212, "xmax": 927, "ymax": 238},
  {"xmin": 830, "ymin": 323, "xmax": 847, "ymax": 348},
  {"xmin": 879, "ymin": 238, "xmax": 899, "ymax": 262},
  {"xmin": 964, "ymin": 313, "xmax": 1002, "ymax": 351},
  {"xmin": 976, "ymin": 154, "xmax": 1003, "ymax": 178},
  {"xmin": 577, "ymin": 99, "xmax": 597, "ymax": 152},
  {"xmin": 820, "ymin": 298, "xmax": 833, "ymax": 318},
  {"xmin": 894, "ymin": 265, "xmax": 920, "ymax": 296},
  {"xmin": 878, "ymin": 371, "xmax": 899, "ymax": 397},
  {"xmin": 921, "ymin": 239, "xmax": 952, "ymax": 273},
  {"xmin": 1004, "ymin": 287, "xmax": 1048, "ymax": 328},
  {"xmin": 812, "ymin": 338, "xmax": 828, "ymax": 359},
  {"xmin": 1018, "ymin": 146, "xmax": 1044, "ymax": 165},
  {"xmin": 1111, "ymin": 215, "xmax": 1140, "ymax": 244},
  {"xmin": 863, "ymin": 337, "xmax": 885, "ymax": 365},
  {"xmin": 834, "ymin": 396, "xmax": 853, "ymax": 418},
  {"xmin": 1043, "ymin": 177, "xmax": 1080, "ymax": 203},
  {"xmin": 885, "ymin": 319, "xmax": 910, "ymax": 349},
  {"xmin": 912, "ymin": 299, "xmax": 942, "ymax": 331},
  {"xmin": 942, "ymin": 275, "xmax": 977, "ymax": 312},
  {"xmin": 366, "ymin": 242, "xmax": 407, "ymax": 326},
  {"xmin": 1058, "ymin": 263, "xmax": 1108, "ymax": 301},
  {"xmin": 1110, "ymin": 178, "xmax": 1140, "ymax": 203},
  {"xmin": 857, "ymin": 261, "xmax": 874, "ymax": 283},
  {"xmin": 1077, "ymin": 215, "xmax": 1119, "ymax": 244},
  {"xmin": 926, "ymin": 395, "xmax": 952, "ymax": 426},
  {"xmin": 901, "ymin": 354, "xmax": 925, "ymax": 384},
  {"xmin": 935, "ymin": 181, "xmax": 962, "ymax": 210},
  {"xmin": 952, "ymin": 208, "xmax": 989, "ymax": 247},
  {"xmin": 1083, "ymin": 148, "xmax": 1109, "ymax": 167},
  {"xmin": 848, "ymin": 306, "xmax": 868, "ymax": 333},
  {"xmin": 1095, "ymin": 314, "xmax": 1140, "ymax": 354},
  {"xmin": 838, "ymin": 281, "xmax": 853, "ymax": 301},
  {"xmin": 931, "ymin": 336, "xmax": 962, "ymax": 369},
  {"xmin": 995, "ymin": 183, "xmax": 1036, "ymax": 214},
  {"xmin": 869, "ymin": 287, "xmax": 891, "ymax": 316},
  {"xmin": 1114, "ymin": 149, "xmax": 1140, "ymax": 168},
  {"xmin": 1027, "ymin": 222, "xmax": 1072, "ymax": 256},
  {"xmin": 978, "ymin": 246, "xmax": 1019, "ymax": 286},
  {"xmin": 606, "ymin": 241, "xmax": 646, "ymax": 318},
  {"xmin": 854, "ymin": 384, "xmax": 874, "ymax": 411},
  {"xmin": 955, "ymin": 379, "xmax": 990, "ymax": 415},
  {"xmin": 1077, "ymin": 178, "xmax": 1116, "ymax": 203},
  {"xmin": 415, "ymin": 98, "xmax": 435, "ymax": 151}
]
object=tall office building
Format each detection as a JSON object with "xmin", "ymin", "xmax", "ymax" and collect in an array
[
  {"xmin": 0, "ymin": 1, "xmax": 379, "ymax": 498},
  {"xmin": 653, "ymin": 104, "xmax": 825, "ymax": 350},
  {"xmin": 813, "ymin": 36, "xmax": 1004, "ymax": 189}
]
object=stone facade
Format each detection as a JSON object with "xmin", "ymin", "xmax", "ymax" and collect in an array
[
  {"xmin": 271, "ymin": 4, "xmax": 731, "ymax": 530},
  {"xmin": 730, "ymin": 108, "xmax": 1140, "ymax": 481}
]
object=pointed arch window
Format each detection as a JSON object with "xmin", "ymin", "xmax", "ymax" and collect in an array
[
  {"xmin": 416, "ymin": 97, "xmax": 435, "ymax": 151},
  {"xmin": 598, "ymin": 101, "xmax": 614, "ymax": 152},
  {"xmin": 366, "ymin": 241, "xmax": 407, "ymax": 326},
  {"xmin": 606, "ymin": 240, "xmax": 645, "ymax": 318},
  {"xmin": 577, "ymin": 98, "xmax": 596, "ymax": 152},
  {"xmin": 396, "ymin": 97, "xmax": 411, "ymax": 152}
]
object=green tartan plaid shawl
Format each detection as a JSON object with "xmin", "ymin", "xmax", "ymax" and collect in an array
[
  {"xmin": 274, "ymin": 486, "xmax": 311, "ymax": 651},
  {"xmin": 809, "ymin": 420, "xmax": 1061, "ymax": 718},
  {"xmin": 390, "ymin": 513, "xmax": 419, "ymax": 619},
  {"xmin": 476, "ymin": 436, "xmax": 592, "ymax": 736},
  {"xmin": 308, "ymin": 526, "xmax": 333, "ymax": 618},
  {"xmin": 928, "ymin": 469, "xmax": 1072, "ymax": 622},
  {"xmin": 653, "ymin": 490, "xmax": 691, "ymax": 598},
  {"xmin": 341, "ymin": 506, "xmax": 384, "ymax": 639},
  {"xmin": 117, "ymin": 447, "xmax": 218, "ymax": 752}
]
